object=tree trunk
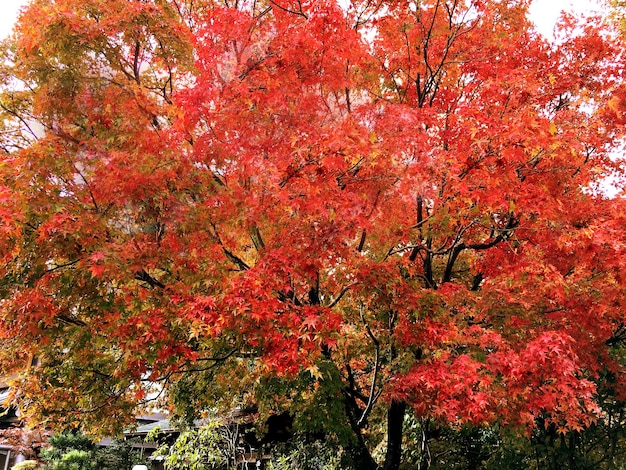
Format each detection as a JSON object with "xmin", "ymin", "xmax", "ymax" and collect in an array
[
  {"xmin": 383, "ymin": 400, "xmax": 406, "ymax": 470},
  {"xmin": 343, "ymin": 392, "xmax": 379, "ymax": 470},
  {"xmin": 343, "ymin": 397, "xmax": 407, "ymax": 470}
]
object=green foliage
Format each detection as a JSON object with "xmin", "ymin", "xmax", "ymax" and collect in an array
[
  {"xmin": 95, "ymin": 437, "xmax": 150, "ymax": 470},
  {"xmin": 41, "ymin": 432, "xmax": 148, "ymax": 470},
  {"xmin": 40, "ymin": 433, "xmax": 97, "ymax": 470},
  {"xmin": 54, "ymin": 450, "xmax": 95, "ymax": 470},
  {"xmin": 12, "ymin": 461, "xmax": 39, "ymax": 470},
  {"xmin": 398, "ymin": 417, "xmax": 499, "ymax": 470},
  {"xmin": 253, "ymin": 363, "xmax": 356, "ymax": 446},
  {"xmin": 154, "ymin": 418, "xmax": 235, "ymax": 470},
  {"xmin": 45, "ymin": 433, "xmax": 96, "ymax": 454},
  {"xmin": 267, "ymin": 439, "xmax": 349, "ymax": 470},
  {"xmin": 483, "ymin": 417, "xmax": 626, "ymax": 470},
  {"xmin": 397, "ymin": 402, "xmax": 626, "ymax": 470}
]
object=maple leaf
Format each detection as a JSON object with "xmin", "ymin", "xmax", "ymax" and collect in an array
[
  {"xmin": 90, "ymin": 251, "xmax": 105, "ymax": 262},
  {"xmin": 301, "ymin": 314, "xmax": 318, "ymax": 331},
  {"xmin": 89, "ymin": 263, "xmax": 105, "ymax": 279}
]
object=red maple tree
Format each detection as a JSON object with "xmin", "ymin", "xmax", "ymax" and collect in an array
[{"xmin": 1, "ymin": 0, "xmax": 626, "ymax": 468}]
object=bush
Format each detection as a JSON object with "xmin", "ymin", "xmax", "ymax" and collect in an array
[
  {"xmin": 12, "ymin": 461, "xmax": 39, "ymax": 470},
  {"xmin": 40, "ymin": 432, "xmax": 149, "ymax": 470}
]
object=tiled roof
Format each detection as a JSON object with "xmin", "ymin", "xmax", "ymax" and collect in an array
[{"xmin": 130, "ymin": 419, "xmax": 175, "ymax": 435}]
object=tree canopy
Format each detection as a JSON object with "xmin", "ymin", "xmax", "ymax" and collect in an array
[{"xmin": 1, "ymin": 0, "xmax": 626, "ymax": 469}]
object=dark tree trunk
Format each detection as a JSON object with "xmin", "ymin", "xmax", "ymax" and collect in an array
[
  {"xmin": 343, "ymin": 391, "xmax": 379, "ymax": 470},
  {"xmin": 383, "ymin": 400, "xmax": 406, "ymax": 470},
  {"xmin": 343, "ymin": 395, "xmax": 407, "ymax": 470}
]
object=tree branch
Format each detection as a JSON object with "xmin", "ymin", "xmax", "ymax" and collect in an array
[
  {"xmin": 269, "ymin": 0, "xmax": 308, "ymax": 18},
  {"xmin": 356, "ymin": 304, "xmax": 381, "ymax": 427}
]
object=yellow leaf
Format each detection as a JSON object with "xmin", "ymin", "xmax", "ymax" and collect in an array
[
  {"xmin": 549, "ymin": 122, "xmax": 558, "ymax": 135},
  {"xmin": 307, "ymin": 364, "xmax": 323, "ymax": 380},
  {"xmin": 608, "ymin": 96, "xmax": 622, "ymax": 117}
]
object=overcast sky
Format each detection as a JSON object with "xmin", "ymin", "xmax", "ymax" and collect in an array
[{"xmin": 0, "ymin": 0, "xmax": 609, "ymax": 40}]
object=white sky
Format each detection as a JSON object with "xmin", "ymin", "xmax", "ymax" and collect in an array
[
  {"xmin": 0, "ymin": 0, "xmax": 25, "ymax": 40},
  {"xmin": 529, "ymin": 0, "xmax": 605, "ymax": 37},
  {"xmin": 0, "ymin": 0, "xmax": 610, "ymax": 40}
]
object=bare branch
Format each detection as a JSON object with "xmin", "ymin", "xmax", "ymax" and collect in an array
[{"xmin": 269, "ymin": 0, "xmax": 308, "ymax": 18}]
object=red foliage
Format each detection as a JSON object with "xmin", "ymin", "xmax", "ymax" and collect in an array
[{"xmin": 0, "ymin": 0, "xmax": 626, "ymax": 464}]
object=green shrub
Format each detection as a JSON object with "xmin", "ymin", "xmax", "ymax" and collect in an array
[{"xmin": 12, "ymin": 461, "xmax": 39, "ymax": 470}]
